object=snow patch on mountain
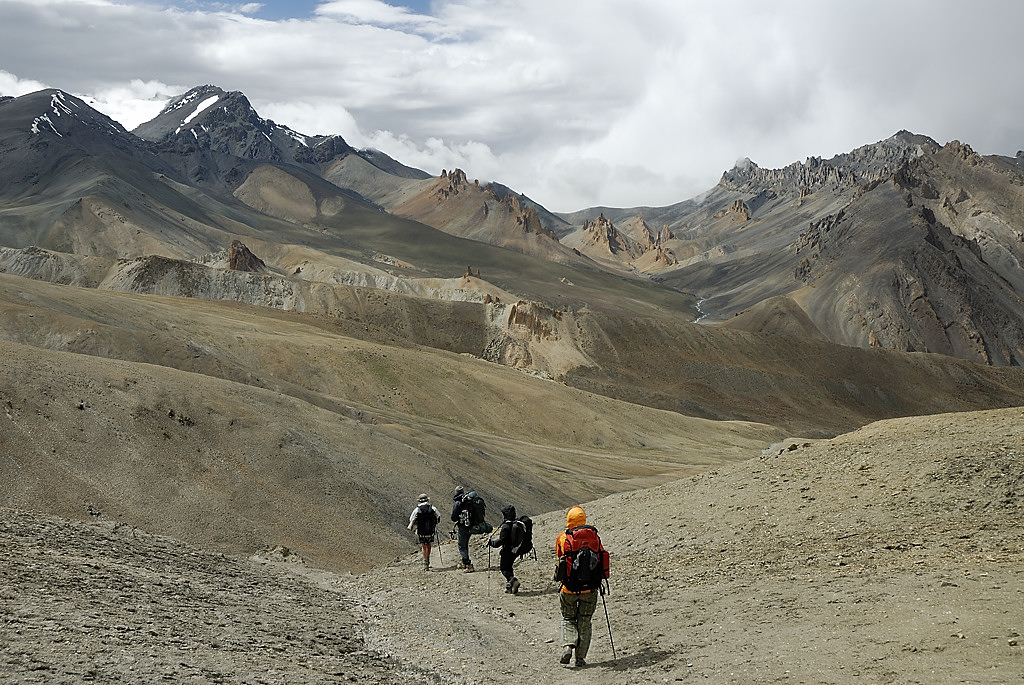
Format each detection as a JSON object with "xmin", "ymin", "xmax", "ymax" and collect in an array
[
  {"xmin": 175, "ymin": 94, "xmax": 220, "ymax": 134},
  {"xmin": 30, "ymin": 113, "xmax": 60, "ymax": 136},
  {"xmin": 50, "ymin": 91, "xmax": 75, "ymax": 117},
  {"xmin": 182, "ymin": 95, "xmax": 219, "ymax": 125}
]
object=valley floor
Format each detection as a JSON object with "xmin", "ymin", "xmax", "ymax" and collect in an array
[{"xmin": 3, "ymin": 406, "xmax": 1023, "ymax": 684}]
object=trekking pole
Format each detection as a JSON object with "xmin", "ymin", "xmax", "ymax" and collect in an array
[
  {"xmin": 600, "ymin": 582, "xmax": 617, "ymax": 661},
  {"xmin": 434, "ymin": 532, "xmax": 443, "ymax": 565}
]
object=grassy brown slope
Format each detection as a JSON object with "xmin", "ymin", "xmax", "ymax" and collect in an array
[
  {"xmin": 563, "ymin": 310, "xmax": 1024, "ymax": 436},
  {"xmin": 0, "ymin": 280, "xmax": 780, "ymax": 572}
]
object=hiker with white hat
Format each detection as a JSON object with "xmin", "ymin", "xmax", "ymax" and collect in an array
[{"xmin": 408, "ymin": 493, "xmax": 441, "ymax": 571}]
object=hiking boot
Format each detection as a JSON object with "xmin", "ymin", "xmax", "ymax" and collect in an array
[
  {"xmin": 559, "ymin": 647, "xmax": 573, "ymax": 665},
  {"xmin": 510, "ymin": 578, "xmax": 521, "ymax": 595},
  {"xmin": 464, "ymin": 564, "xmax": 475, "ymax": 573},
  {"xmin": 575, "ymin": 657, "xmax": 587, "ymax": 668},
  {"xmin": 504, "ymin": 582, "xmax": 512, "ymax": 593},
  {"xmin": 457, "ymin": 560, "xmax": 469, "ymax": 569}
]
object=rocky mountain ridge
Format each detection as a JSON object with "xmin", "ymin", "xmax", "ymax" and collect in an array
[
  {"xmin": 572, "ymin": 132, "xmax": 1024, "ymax": 365},
  {"xmin": 133, "ymin": 85, "xmax": 425, "ymax": 195},
  {"xmin": 6, "ymin": 86, "xmax": 1024, "ymax": 366}
]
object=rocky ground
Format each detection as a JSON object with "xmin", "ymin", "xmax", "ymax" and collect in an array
[
  {"xmin": 0, "ymin": 509, "xmax": 437, "ymax": 684},
  {"xmin": 3, "ymin": 406, "xmax": 1023, "ymax": 684}
]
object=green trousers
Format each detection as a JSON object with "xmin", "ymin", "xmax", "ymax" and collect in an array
[{"xmin": 559, "ymin": 590, "xmax": 599, "ymax": 658}]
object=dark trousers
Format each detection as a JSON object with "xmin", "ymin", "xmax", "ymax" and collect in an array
[
  {"xmin": 457, "ymin": 526, "xmax": 471, "ymax": 564},
  {"xmin": 498, "ymin": 547, "xmax": 515, "ymax": 583}
]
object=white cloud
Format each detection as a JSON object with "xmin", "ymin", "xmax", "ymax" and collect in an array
[
  {"xmin": 316, "ymin": 0, "xmax": 439, "ymax": 30},
  {"xmin": 2, "ymin": 0, "xmax": 1024, "ymax": 211},
  {"xmin": 260, "ymin": 98, "xmax": 362, "ymax": 139},
  {"xmin": 79, "ymin": 79, "xmax": 186, "ymax": 130},
  {"xmin": 0, "ymin": 69, "xmax": 48, "ymax": 97}
]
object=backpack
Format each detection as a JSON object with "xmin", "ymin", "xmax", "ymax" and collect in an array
[
  {"xmin": 415, "ymin": 503, "xmax": 438, "ymax": 537},
  {"xmin": 559, "ymin": 525, "xmax": 609, "ymax": 592},
  {"xmin": 463, "ymin": 491, "xmax": 492, "ymax": 534},
  {"xmin": 511, "ymin": 516, "xmax": 534, "ymax": 560}
]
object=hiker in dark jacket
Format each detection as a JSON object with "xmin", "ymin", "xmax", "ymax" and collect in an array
[
  {"xmin": 450, "ymin": 485, "xmax": 474, "ymax": 572},
  {"xmin": 488, "ymin": 504, "xmax": 521, "ymax": 594},
  {"xmin": 408, "ymin": 493, "xmax": 441, "ymax": 571}
]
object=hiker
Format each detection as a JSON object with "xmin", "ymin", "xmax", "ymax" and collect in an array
[
  {"xmin": 488, "ymin": 504, "xmax": 522, "ymax": 594},
  {"xmin": 452, "ymin": 486, "xmax": 493, "ymax": 572},
  {"xmin": 408, "ymin": 493, "xmax": 441, "ymax": 571},
  {"xmin": 450, "ymin": 485, "xmax": 474, "ymax": 571},
  {"xmin": 554, "ymin": 505, "xmax": 609, "ymax": 668}
]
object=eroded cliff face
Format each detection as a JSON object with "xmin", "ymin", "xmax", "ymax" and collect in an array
[
  {"xmin": 786, "ymin": 141, "xmax": 1024, "ymax": 366},
  {"xmin": 388, "ymin": 167, "xmax": 577, "ymax": 263},
  {"xmin": 478, "ymin": 300, "xmax": 594, "ymax": 377},
  {"xmin": 596, "ymin": 132, "xmax": 1024, "ymax": 366}
]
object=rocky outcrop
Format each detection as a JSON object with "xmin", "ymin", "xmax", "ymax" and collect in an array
[
  {"xmin": 581, "ymin": 213, "xmax": 628, "ymax": 255},
  {"xmin": 0, "ymin": 246, "xmax": 113, "ymax": 288},
  {"xmin": 714, "ymin": 199, "xmax": 751, "ymax": 222},
  {"xmin": 476, "ymin": 300, "xmax": 593, "ymax": 377},
  {"xmin": 795, "ymin": 209, "xmax": 847, "ymax": 257},
  {"xmin": 495, "ymin": 192, "xmax": 556, "ymax": 238},
  {"xmin": 227, "ymin": 240, "xmax": 266, "ymax": 272},
  {"xmin": 721, "ymin": 131, "xmax": 940, "ymax": 197},
  {"xmin": 507, "ymin": 300, "xmax": 562, "ymax": 339},
  {"xmin": 434, "ymin": 168, "xmax": 479, "ymax": 201},
  {"xmin": 944, "ymin": 140, "xmax": 982, "ymax": 166},
  {"xmin": 652, "ymin": 246, "xmax": 678, "ymax": 265}
]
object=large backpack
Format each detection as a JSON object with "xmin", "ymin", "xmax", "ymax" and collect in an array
[
  {"xmin": 511, "ymin": 515, "xmax": 534, "ymax": 560},
  {"xmin": 415, "ymin": 503, "xmax": 438, "ymax": 538},
  {"xmin": 464, "ymin": 491, "xmax": 492, "ymax": 534},
  {"xmin": 560, "ymin": 525, "xmax": 609, "ymax": 592}
]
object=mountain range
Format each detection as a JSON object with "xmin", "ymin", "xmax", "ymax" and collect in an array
[
  {"xmin": 2, "ymin": 84, "xmax": 1024, "ymax": 574},
  {"xmin": 6, "ymin": 85, "xmax": 1024, "ymax": 365}
]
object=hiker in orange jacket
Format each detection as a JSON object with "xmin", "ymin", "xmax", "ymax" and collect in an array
[{"xmin": 554, "ymin": 505, "xmax": 602, "ymax": 668}]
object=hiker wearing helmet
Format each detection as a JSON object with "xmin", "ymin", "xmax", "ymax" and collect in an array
[
  {"xmin": 554, "ymin": 505, "xmax": 609, "ymax": 668},
  {"xmin": 408, "ymin": 494, "xmax": 441, "ymax": 571},
  {"xmin": 488, "ymin": 504, "xmax": 522, "ymax": 594}
]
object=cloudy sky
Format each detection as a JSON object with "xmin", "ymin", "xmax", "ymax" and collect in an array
[{"xmin": 2, "ymin": 0, "xmax": 1023, "ymax": 212}]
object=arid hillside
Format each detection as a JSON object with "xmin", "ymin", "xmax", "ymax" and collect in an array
[
  {"xmin": 0, "ymin": 274, "xmax": 783, "ymax": 572},
  {"xmin": 3, "ymin": 406, "xmax": 1021, "ymax": 683}
]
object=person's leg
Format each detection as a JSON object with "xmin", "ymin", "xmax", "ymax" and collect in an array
[
  {"xmin": 458, "ymin": 528, "xmax": 468, "ymax": 565},
  {"xmin": 500, "ymin": 549, "xmax": 514, "ymax": 589},
  {"xmin": 559, "ymin": 592, "xmax": 579, "ymax": 662},
  {"xmin": 573, "ymin": 591, "xmax": 600, "ymax": 663},
  {"xmin": 457, "ymin": 527, "xmax": 471, "ymax": 566}
]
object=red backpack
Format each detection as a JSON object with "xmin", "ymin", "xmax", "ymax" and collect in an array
[{"xmin": 559, "ymin": 525, "xmax": 610, "ymax": 592}]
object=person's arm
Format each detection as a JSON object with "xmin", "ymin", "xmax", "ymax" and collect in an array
[
  {"xmin": 553, "ymin": 532, "xmax": 567, "ymax": 581},
  {"xmin": 489, "ymin": 522, "xmax": 507, "ymax": 547},
  {"xmin": 408, "ymin": 508, "xmax": 418, "ymax": 531}
]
